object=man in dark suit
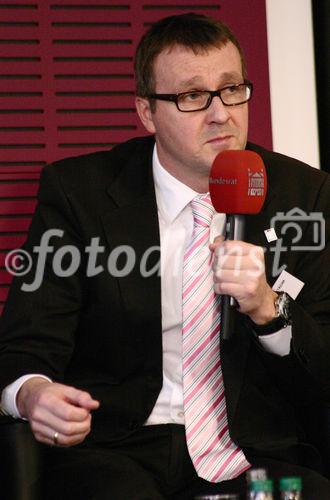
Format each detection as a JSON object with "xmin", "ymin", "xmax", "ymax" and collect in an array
[{"xmin": 0, "ymin": 13, "xmax": 329, "ymax": 500}]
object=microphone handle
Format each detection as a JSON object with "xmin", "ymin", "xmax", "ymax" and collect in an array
[
  {"xmin": 220, "ymin": 294, "xmax": 232, "ymax": 340},
  {"xmin": 220, "ymin": 214, "xmax": 245, "ymax": 340},
  {"xmin": 227, "ymin": 213, "xmax": 245, "ymax": 240}
]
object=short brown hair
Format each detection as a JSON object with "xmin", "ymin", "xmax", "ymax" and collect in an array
[{"xmin": 134, "ymin": 13, "xmax": 246, "ymax": 98}]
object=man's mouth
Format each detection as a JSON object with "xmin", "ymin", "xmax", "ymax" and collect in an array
[{"xmin": 206, "ymin": 135, "xmax": 233, "ymax": 145}]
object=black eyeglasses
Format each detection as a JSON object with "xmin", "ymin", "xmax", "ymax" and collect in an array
[{"xmin": 148, "ymin": 81, "xmax": 253, "ymax": 112}]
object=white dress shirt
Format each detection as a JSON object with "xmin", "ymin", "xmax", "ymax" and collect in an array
[
  {"xmin": 0, "ymin": 144, "xmax": 292, "ymax": 419},
  {"xmin": 146, "ymin": 145, "xmax": 292, "ymax": 424}
]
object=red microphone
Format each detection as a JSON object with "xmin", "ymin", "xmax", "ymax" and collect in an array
[{"xmin": 209, "ymin": 150, "xmax": 267, "ymax": 339}]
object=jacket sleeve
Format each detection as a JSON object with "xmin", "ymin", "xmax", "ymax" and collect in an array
[
  {"xmin": 0, "ymin": 164, "xmax": 86, "ymax": 389},
  {"xmin": 255, "ymin": 172, "xmax": 330, "ymax": 405}
]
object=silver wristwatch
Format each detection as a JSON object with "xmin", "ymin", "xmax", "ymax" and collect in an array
[{"xmin": 250, "ymin": 291, "xmax": 292, "ymax": 336}]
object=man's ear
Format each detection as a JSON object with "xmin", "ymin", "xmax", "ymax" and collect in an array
[{"xmin": 135, "ymin": 97, "xmax": 156, "ymax": 134}]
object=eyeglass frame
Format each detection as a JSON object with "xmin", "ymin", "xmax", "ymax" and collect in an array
[{"xmin": 147, "ymin": 80, "xmax": 253, "ymax": 112}]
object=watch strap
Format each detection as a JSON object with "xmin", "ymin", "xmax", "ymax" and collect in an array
[{"xmin": 247, "ymin": 292, "xmax": 292, "ymax": 336}]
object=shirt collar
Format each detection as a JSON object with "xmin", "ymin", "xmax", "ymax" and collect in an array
[{"xmin": 152, "ymin": 144, "xmax": 201, "ymax": 223}]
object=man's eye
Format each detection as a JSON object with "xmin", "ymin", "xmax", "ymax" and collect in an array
[
  {"xmin": 227, "ymin": 85, "xmax": 239, "ymax": 93},
  {"xmin": 185, "ymin": 92, "xmax": 203, "ymax": 101}
]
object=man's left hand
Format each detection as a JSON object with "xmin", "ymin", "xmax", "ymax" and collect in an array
[{"xmin": 211, "ymin": 236, "xmax": 277, "ymax": 325}]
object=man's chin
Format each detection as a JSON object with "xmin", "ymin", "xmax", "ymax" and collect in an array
[{"xmin": 206, "ymin": 140, "xmax": 237, "ymax": 165}]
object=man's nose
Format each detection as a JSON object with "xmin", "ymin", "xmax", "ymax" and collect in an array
[{"xmin": 206, "ymin": 94, "xmax": 231, "ymax": 123}]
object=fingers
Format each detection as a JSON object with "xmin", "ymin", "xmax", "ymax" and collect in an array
[
  {"xmin": 209, "ymin": 234, "xmax": 225, "ymax": 251},
  {"xmin": 21, "ymin": 381, "xmax": 100, "ymax": 447},
  {"xmin": 63, "ymin": 386, "xmax": 100, "ymax": 411},
  {"xmin": 30, "ymin": 385, "xmax": 99, "ymax": 422},
  {"xmin": 31, "ymin": 405, "xmax": 92, "ymax": 436},
  {"xmin": 212, "ymin": 239, "xmax": 269, "ymax": 315},
  {"xmin": 214, "ymin": 272, "xmax": 256, "ymax": 289},
  {"xmin": 212, "ymin": 241, "xmax": 265, "ymax": 280},
  {"xmin": 214, "ymin": 279, "xmax": 260, "ymax": 298},
  {"xmin": 211, "ymin": 237, "xmax": 259, "ymax": 252},
  {"xmin": 30, "ymin": 413, "xmax": 92, "ymax": 447},
  {"xmin": 213, "ymin": 239, "xmax": 265, "ymax": 258},
  {"xmin": 34, "ymin": 428, "xmax": 90, "ymax": 447}
]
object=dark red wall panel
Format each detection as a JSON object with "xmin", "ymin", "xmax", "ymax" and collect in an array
[{"xmin": 0, "ymin": 0, "xmax": 272, "ymax": 166}]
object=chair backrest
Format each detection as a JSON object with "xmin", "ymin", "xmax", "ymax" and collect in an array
[{"xmin": 0, "ymin": 417, "xmax": 43, "ymax": 500}]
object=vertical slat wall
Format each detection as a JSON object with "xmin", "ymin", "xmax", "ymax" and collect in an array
[{"xmin": 0, "ymin": 0, "xmax": 271, "ymax": 315}]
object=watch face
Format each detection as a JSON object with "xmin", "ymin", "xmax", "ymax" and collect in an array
[{"xmin": 277, "ymin": 292, "xmax": 291, "ymax": 322}]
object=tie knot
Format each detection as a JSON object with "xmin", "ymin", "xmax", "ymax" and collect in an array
[{"xmin": 191, "ymin": 194, "xmax": 215, "ymax": 227}]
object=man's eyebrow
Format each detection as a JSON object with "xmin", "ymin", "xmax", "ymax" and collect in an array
[
  {"xmin": 176, "ymin": 76, "xmax": 203, "ymax": 91},
  {"xmin": 177, "ymin": 71, "xmax": 243, "ymax": 91},
  {"xmin": 219, "ymin": 71, "xmax": 243, "ymax": 83}
]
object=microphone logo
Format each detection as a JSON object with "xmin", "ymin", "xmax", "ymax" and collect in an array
[
  {"xmin": 248, "ymin": 169, "xmax": 265, "ymax": 197},
  {"xmin": 209, "ymin": 177, "xmax": 237, "ymax": 185}
]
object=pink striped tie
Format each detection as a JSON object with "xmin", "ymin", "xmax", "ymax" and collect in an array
[{"xmin": 182, "ymin": 194, "xmax": 250, "ymax": 482}]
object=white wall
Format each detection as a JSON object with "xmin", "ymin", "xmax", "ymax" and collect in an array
[{"xmin": 265, "ymin": 0, "xmax": 319, "ymax": 168}]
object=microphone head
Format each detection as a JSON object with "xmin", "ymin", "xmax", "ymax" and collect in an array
[{"xmin": 209, "ymin": 150, "xmax": 267, "ymax": 214}]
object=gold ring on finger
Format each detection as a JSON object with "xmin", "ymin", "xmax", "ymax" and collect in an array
[{"xmin": 53, "ymin": 431, "xmax": 59, "ymax": 446}]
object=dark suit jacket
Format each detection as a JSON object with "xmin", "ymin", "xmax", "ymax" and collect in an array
[{"xmin": 0, "ymin": 136, "xmax": 329, "ymax": 464}]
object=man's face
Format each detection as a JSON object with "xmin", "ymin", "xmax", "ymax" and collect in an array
[{"xmin": 136, "ymin": 42, "xmax": 249, "ymax": 191}]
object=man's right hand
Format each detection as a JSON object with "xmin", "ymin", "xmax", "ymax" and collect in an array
[{"xmin": 17, "ymin": 377, "xmax": 100, "ymax": 447}]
